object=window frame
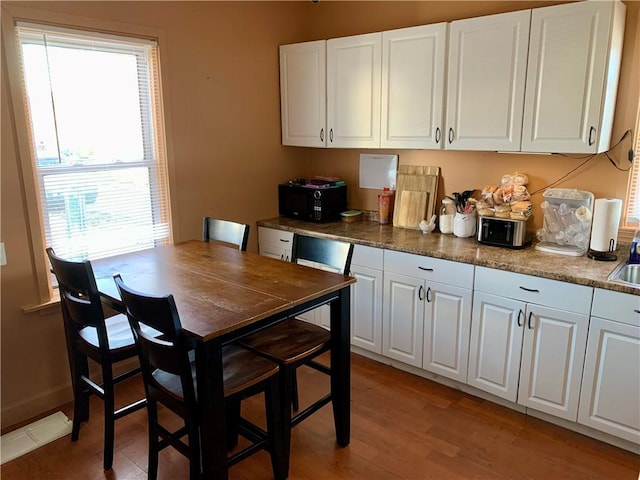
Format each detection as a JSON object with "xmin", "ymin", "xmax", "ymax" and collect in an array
[{"xmin": 2, "ymin": 5, "xmax": 177, "ymax": 305}]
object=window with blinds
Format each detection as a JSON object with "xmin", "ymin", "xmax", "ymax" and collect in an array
[
  {"xmin": 16, "ymin": 23, "xmax": 171, "ymax": 262},
  {"xmin": 625, "ymin": 106, "xmax": 640, "ymax": 227}
]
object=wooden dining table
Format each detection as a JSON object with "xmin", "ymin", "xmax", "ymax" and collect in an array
[{"xmin": 91, "ymin": 240, "xmax": 356, "ymax": 479}]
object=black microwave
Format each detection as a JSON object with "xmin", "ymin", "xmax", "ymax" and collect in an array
[{"xmin": 278, "ymin": 180, "xmax": 347, "ymax": 222}]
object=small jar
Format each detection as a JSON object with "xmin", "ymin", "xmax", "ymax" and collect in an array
[
  {"xmin": 439, "ymin": 198, "xmax": 455, "ymax": 234},
  {"xmin": 378, "ymin": 187, "xmax": 394, "ymax": 224}
]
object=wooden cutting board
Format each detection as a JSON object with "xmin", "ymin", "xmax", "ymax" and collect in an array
[{"xmin": 392, "ymin": 165, "xmax": 439, "ymax": 230}]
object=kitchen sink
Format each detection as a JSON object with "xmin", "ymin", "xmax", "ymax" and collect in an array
[{"xmin": 608, "ymin": 262, "xmax": 640, "ymax": 287}]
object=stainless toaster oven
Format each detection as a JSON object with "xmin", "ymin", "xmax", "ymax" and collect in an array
[{"xmin": 477, "ymin": 216, "xmax": 532, "ymax": 249}]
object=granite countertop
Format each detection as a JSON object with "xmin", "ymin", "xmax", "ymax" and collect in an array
[{"xmin": 257, "ymin": 216, "xmax": 639, "ymax": 296}]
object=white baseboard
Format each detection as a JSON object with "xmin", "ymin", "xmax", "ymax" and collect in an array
[
  {"xmin": 1, "ymin": 384, "xmax": 73, "ymax": 431},
  {"xmin": 1, "ymin": 357, "xmax": 140, "ymax": 431}
]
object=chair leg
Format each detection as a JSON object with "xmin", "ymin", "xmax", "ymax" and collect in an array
[
  {"xmin": 265, "ymin": 374, "xmax": 286, "ymax": 480},
  {"xmin": 186, "ymin": 416, "xmax": 201, "ymax": 480},
  {"xmin": 71, "ymin": 354, "xmax": 90, "ymax": 441},
  {"xmin": 291, "ymin": 371, "xmax": 299, "ymax": 412},
  {"xmin": 102, "ymin": 366, "xmax": 115, "ymax": 471},
  {"xmin": 225, "ymin": 401, "xmax": 240, "ymax": 450},
  {"xmin": 280, "ymin": 367, "xmax": 295, "ymax": 478},
  {"xmin": 147, "ymin": 400, "xmax": 159, "ymax": 480}
]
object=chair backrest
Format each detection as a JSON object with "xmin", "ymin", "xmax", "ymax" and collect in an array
[
  {"xmin": 113, "ymin": 274, "xmax": 196, "ymax": 407},
  {"xmin": 202, "ymin": 217, "xmax": 250, "ymax": 251},
  {"xmin": 46, "ymin": 247, "xmax": 109, "ymax": 349},
  {"xmin": 291, "ymin": 234, "xmax": 354, "ymax": 275}
]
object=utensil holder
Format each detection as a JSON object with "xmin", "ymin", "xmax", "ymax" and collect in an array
[{"xmin": 453, "ymin": 212, "xmax": 476, "ymax": 238}]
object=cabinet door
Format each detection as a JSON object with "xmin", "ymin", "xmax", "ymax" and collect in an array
[
  {"xmin": 521, "ymin": 1, "xmax": 625, "ymax": 154},
  {"xmin": 279, "ymin": 41, "xmax": 327, "ymax": 147},
  {"xmin": 518, "ymin": 305, "xmax": 589, "ymax": 421},
  {"xmin": 468, "ymin": 292, "xmax": 525, "ymax": 402},
  {"xmin": 381, "ymin": 23, "xmax": 447, "ymax": 149},
  {"xmin": 258, "ymin": 227, "xmax": 293, "ymax": 261},
  {"xmin": 445, "ymin": 10, "xmax": 530, "ymax": 151},
  {"xmin": 351, "ymin": 264, "xmax": 383, "ymax": 354},
  {"xmin": 383, "ymin": 271, "xmax": 423, "ymax": 367},
  {"xmin": 578, "ymin": 317, "xmax": 640, "ymax": 444},
  {"xmin": 327, "ymin": 33, "xmax": 382, "ymax": 148},
  {"xmin": 423, "ymin": 282, "xmax": 472, "ymax": 383}
]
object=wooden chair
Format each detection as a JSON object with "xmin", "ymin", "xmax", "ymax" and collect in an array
[
  {"xmin": 202, "ymin": 217, "xmax": 250, "ymax": 251},
  {"xmin": 113, "ymin": 274, "xmax": 286, "ymax": 480},
  {"xmin": 237, "ymin": 234, "xmax": 353, "ymax": 470},
  {"xmin": 46, "ymin": 247, "xmax": 149, "ymax": 471}
]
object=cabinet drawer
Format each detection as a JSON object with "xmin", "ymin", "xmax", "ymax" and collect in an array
[
  {"xmin": 384, "ymin": 250, "xmax": 474, "ymax": 288},
  {"xmin": 258, "ymin": 227, "xmax": 293, "ymax": 248},
  {"xmin": 475, "ymin": 266, "xmax": 592, "ymax": 314},
  {"xmin": 352, "ymin": 245, "xmax": 383, "ymax": 270},
  {"xmin": 591, "ymin": 289, "xmax": 640, "ymax": 327}
]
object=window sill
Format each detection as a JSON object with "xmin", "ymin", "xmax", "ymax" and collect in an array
[{"xmin": 22, "ymin": 293, "xmax": 60, "ymax": 314}]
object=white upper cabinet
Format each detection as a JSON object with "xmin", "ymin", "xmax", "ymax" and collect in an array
[
  {"xmin": 381, "ymin": 23, "xmax": 448, "ymax": 149},
  {"xmin": 521, "ymin": 1, "xmax": 626, "ymax": 154},
  {"xmin": 327, "ymin": 33, "xmax": 382, "ymax": 148},
  {"xmin": 445, "ymin": 10, "xmax": 530, "ymax": 151},
  {"xmin": 279, "ymin": 40, "xmax": 327, "ymax": 147}
]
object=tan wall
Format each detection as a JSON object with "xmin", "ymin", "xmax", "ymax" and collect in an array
[{"xmin": 1, "ymin": 0, "xmax": 638, "ymax": 429}]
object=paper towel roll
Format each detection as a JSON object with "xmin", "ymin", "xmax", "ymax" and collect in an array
[{"xmin": 590, "ymin": 198, "xmax": 623, "ymax": 252}]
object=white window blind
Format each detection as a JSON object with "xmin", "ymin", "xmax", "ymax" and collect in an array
[
  {"xmin": 625, "ymin": 107, "xmax": 640, "ymax": 227},
  {"xmin": 16, "ymin": 23, "xmax": 171, "ymax": 262}
]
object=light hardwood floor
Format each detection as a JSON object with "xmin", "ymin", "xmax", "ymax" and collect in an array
[{"xmin": 2, "ymin": 353, "xmax": 639, "ymax": 480}]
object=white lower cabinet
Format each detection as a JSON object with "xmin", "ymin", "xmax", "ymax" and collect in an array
[
  {"xmin": 383, "ymin": 250, "xmax": 473, "ymax": 382},
  {"xmin": 257, "ymin": 227, "xmax": 293, "ymax": 262},
  {"xmin": 468, "ymin": 267, "xmax": 592, "ymax": 421},
  {"xmin": 578, "ymin": 289, "xmax": 640, "ymax": 444},
  {"xmin": 350, "ymin": 245, "xmax": 384, "ymax": 354}
]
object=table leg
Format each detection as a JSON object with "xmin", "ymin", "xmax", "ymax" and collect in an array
[
  {"xmin": 196, "ymin": 340, "xmax": 228, "ymax": 479},
  {"xmin": 330, "ymin": 286, "xmax": 351, "ymax": 447}
]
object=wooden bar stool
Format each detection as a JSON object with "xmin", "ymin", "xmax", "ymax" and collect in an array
[
  {"xmin": 237, "ymin": 234, "xmax": 353, "ymax": 474},
  {"xmin": 46, "ymin": 247, "xmax": 150, "ymax": 471},
  {"xmin": 202, "ymin": 217, "xmax": 250, "ymax": 251},
  {"xmin": 114, "ymin": 274, "xmax": 286, "ymax": 480}
]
